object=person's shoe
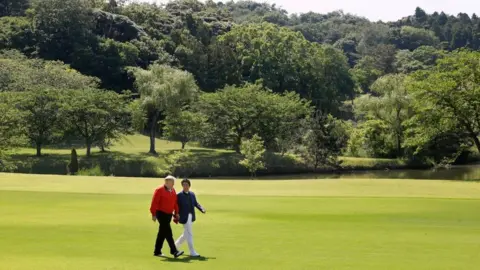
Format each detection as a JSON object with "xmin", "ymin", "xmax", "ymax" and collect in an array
[
  {"xmin": 153, "ymin": 253, "xmax": 165, "ymax": 257},
  {"xmin": 190, "ymin": 253, "xmax": 201, "ymax": 257},
  {"xmin": 173, "ymin": 251, "xmax": 184, "ymax": 258}
]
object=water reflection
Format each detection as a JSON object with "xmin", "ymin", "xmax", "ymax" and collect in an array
[{"xmin": 261, "ymin": 164, "xmax": 480, "ymax": 181}]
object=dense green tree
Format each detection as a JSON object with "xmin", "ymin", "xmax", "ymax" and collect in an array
[
  {"xmin": 0, "ymin": 0, "xmax": 30, "ymax": 17},
  {"xmin": 0, "ymin": 16, "xmax": 35, "ymax": 54},
  {"xmin": 0, "ymin": 92, "xmax": 25, "ymax": 170},
  {"xmin": 300, "ymin": 114, "xmax": 348, "ymax": 170},
  {"xmin": 62, "ymin": 89, "xmax": 132, "ymax": 156},
  {"xmin": 394, "ymin": 46, "xmax": 443, "ymax": 73},
  {"xmin": 17, "ymin": 89, "xmax": 65, "ymax": 156},
  {"xmin": 163, "ymin": 110, "xmax": 208, "ymax": 149},
  {"xmin": 196, "ymin": 83, "xmax": 311, "ymax": 152},
  {"xmin": 217, "ymin": 22, "xmax": 354, "ymax": 112},
  {"xmin": 239, "ymin": 134, "xmax": 266, "ymax": 177},
  {"xmin": 0, "ymin": 51, "xmax": 99, "ymax": 92},
  {"xmin": 131, "ymin": 64, "xmax": 199, "ymax": 154},
  {"xmin": 355, "ymin": 74, "xmax": 410, "ymax": 156},
  {"xmin": 406, "ymin": 50, "xmax": 480, "ymax": 154}
]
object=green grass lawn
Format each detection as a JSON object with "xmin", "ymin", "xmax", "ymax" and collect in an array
[{"xmin": 1, "ymin": 174, "xmax": 480, "ymax": 269}]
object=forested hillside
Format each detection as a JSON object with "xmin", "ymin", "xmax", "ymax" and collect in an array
[{"xmin": 1, "ymin": 0, "xmax": 479, "ymax": 176}]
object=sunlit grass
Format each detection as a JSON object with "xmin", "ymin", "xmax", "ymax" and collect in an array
[{"xmin": 0, "ymin": 174, "xmax": 479, "ymax": 270}]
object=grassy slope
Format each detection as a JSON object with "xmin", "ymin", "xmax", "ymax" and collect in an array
[
  {"xmin": 7, "ymin": 134, "xmax": 407, "ymax": 177},
  {"xmin": 1, "ymin": 174, "xmax": 480, "ymax": 270}
]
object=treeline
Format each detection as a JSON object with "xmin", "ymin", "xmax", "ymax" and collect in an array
[{"xmin": 1, "ymin": 0, "xmax": 480, "ymax": 173}]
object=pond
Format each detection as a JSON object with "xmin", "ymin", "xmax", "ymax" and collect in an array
[{"xmin": 259, "ymin": 164, "xmax": 480, "ymax": 181}]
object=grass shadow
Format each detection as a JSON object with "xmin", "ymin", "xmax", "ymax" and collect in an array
[{"xmin": 160, "ymin": 255, "xmax": 216, "ymax": 263}]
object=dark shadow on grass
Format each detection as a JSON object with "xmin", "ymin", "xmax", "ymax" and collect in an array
[{"xmin": 160, "ymin": 256, "xmax": 216, "ymax": 263}]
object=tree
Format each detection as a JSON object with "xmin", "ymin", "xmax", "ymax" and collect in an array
[
  {"xmin": 196, "ymin": 83, "xmax": 311, "ymax": 152},
  {"xmin": 355, "ymin": 74, "xmax": 411, "ymax": 156},
  {"xmin": 17, "ymin": 89, "xmax": 64, "ymax": 156},
  {"xmin": 301, "ymin": 114, "xmax": 348, "ymax": 171},
  {"xmin": 406, "ymin": 50, "xmax": 480, "ymax": 154},
  {"xmin": 132, "ymin": 64, "xmax": 199, "ymax": 154},
  {"xmin": 398, "ymin": 26, "xmax": 439, "ymax": 50},
  {"xmin": 216, "ymin": 22, "xmax": 354, "ymax": 113},
  {"xmin": 0, "ymin": 0, "xmax": 30, "ymax": 17},
  {"xmin": 68, "ymin": 148, "xmax": 79, "ymax": 175},
  {"xmin": 0, "ymin": 51, "xmax": 99, "ymax": 92},
  {"xmin": 163, "ymin": 110, "xmax": 208, "ymax": 149},
  {"xmin": 239, "ymin": 134, "xmax": 266, "ymax": 177},
  {"xmin": 62, "ymin": 89, "xmax": 132, "ymax": 156},
  {"xmin": 31, "ymin": 0, "xmax": 95, "ymax": 62},
  {"xmin": 0, "ymin": 93, "xmax": 25, "ymax": 170}
]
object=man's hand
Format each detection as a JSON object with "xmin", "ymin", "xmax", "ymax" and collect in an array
[
  {"xmin": 175, "ymin": 214, "xmax": 180, "ymax": 220},
  {"xmin": 152, "ymin": 215, "xmax": 157, "ymax": 222}
]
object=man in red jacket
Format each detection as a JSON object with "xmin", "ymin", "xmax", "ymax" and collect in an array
[{"xmin": 150, "ymin": 175, "xmax": 184, "ymax": 258}]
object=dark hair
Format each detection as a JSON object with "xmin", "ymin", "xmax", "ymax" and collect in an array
[{"xmin": 181, "ymin": 179, "xmax": 191, "ymax": 186}]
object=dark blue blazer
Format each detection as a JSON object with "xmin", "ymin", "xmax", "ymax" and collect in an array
[{"xmin": 177, "ymin": 191, "xmax": 204, "ymax": 224}]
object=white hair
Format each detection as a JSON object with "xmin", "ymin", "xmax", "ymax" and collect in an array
[{"xmin": 165, "ymin": 175, "xmax": 176, "ymax": 181}]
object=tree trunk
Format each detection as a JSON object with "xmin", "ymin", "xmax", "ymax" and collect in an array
[
  {"xmin": 149, "ymin": 113, "xmax": 158, "ymax": 154},
  {"xmin": 234, "ymin": 135, "xmax": 242, "ymax": 153},
  {"xmin": 86, "ymin": 142, "xmax": 92, "ymax": 157},
  {"xmin": 36, "ymin": 143, "xmax": 42, "ymax": 157},
  {"xmin": 181, "ymin": 141, "xmax": 186, "ymax": 150},
  {"xmin": 100, "ymin": 144, "xmax": 106, "ymax": 152},
  {"xmin": 472, "ymin": 135, "xmax": 480, "ymax": 154}
]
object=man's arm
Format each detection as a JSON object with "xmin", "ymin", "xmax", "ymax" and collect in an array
[
  {"xmin": 173, "ymin": 192, "xmax": 179, "ymax": 219},
  {"xmin": 150, "ymin": 188, "xmax": 161, "ymax": 218},
  {"xmin": 193, "ymin": 193, "xmax": 206, "ymax": 213}
]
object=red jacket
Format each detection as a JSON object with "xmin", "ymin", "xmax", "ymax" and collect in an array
[{"xmin": 150, "ymin": 185, "xmax": 179, "ymax": 216}]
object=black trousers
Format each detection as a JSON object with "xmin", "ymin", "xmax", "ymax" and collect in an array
[{"xmin": 154, "ymin": 211, "xmax": 178, "ymax": 255}]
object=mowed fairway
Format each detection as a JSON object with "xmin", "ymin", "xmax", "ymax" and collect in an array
[{"xmin": 1, "ymin": 174, "xmax": 480, "ymax": 270}]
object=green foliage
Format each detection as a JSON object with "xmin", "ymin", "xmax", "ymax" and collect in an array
[
  {"xmin": 61, "ymin": 89, "xmax": 132, "ymax": 156},
  {"xmin": 68, "ymin": 148, "xmax": 79, "ymax": 175},
  {"xmin": 397, "ymin": 26, "xmax": 440, "ymax": 51},
  {"xmin": 132, "ymin": 64, "xmax": 199, "ymax": 153},
  {"xmin": 239, "ymin": 134, "xmax": 266, "ymax": 177},
  {"xmin": 0, "ymin": 16, "xmax": 35, "ymax": 54},
  {"xmin": 78, "ymin": 165, "xmax": 104, "ymax": 176},
  {"xmin": 196, "ymin": 83, "xmax": 311, "ymax": 152},
  {"xmin": 163, "ymin": 110, "xmax": 208, "ymax": 149},
  {"xmin": 300, "ymin": 114, "xmax": 348, "ymax": 170},
  {"xmin": 0, "ymin": 51, "xmax": 99, "ymax": 92},
  {"xmin": 0, "ymin": 92, "xmax": 25, "ymax": 171},
  {"xmin": 217, "ymin": 22, "xmax": 354, "ymax": 112},
  {"xmin": 16, "ymin": 89, "xmax": 65, "ymax": 156},
  {"xmin": 0, "ymin": 0, "xmax": 30, "ymax": 17},
  {"xmin": 164, "ymin": 149, "xmax": 195, "ymax": 177},
  {"xmin": 355, "ymin": 74, "xmax": 410, "ymax": 156},
  {"xmin": 405, "ymin": 50, "xmax": 480, "ymax": 158}
]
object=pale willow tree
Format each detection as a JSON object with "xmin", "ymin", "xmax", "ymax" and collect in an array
[
  {"xmin": 132, "ymin": 64, "xmax": 199, "ymax": 154},
  {"xmin": 354, "ymin": 74, "xmax": 411, "ymax": 156},
  {"xmin": 239, "ymin": 134, "xmax": 266, "ymax": 178}
]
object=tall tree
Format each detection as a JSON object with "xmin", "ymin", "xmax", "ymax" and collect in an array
[
  {"xmin": 355, "ymin": 74, "xmax": 411, "ymax": 156},
  {"xmin": 196, "ymin": 83, "xmax": 311, "ymax": 152},
  {"xmin": 62, "ymin": 89, "xmax": 132, "ymax": 156},
  {"xmin": 17, "ymin": 89, "xmax": 64, "ymax": 156},
  {"xmin": 407, "ymin": 50, "xmax": 480, "ymax": 153},
  {"xmin": 132, "ymin": 64, "xmax": 199, "ymax": 154}
]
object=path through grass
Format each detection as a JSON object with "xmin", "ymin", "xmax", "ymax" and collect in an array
[{"xmin": 1, "ymin": 174, "xmax": 479, "ymax": 269}]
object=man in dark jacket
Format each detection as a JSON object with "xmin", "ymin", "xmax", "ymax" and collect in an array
[
  {"xmin": 174, "ymin": 179, "xmax": 206, "ymax": 257},
  {"xmin": 150, "ymin": 175, "xmax": 184, "ymax": 258}
]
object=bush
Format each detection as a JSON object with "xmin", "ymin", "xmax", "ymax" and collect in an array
[
  {"xmin": 67, "ymin": 148, "xmax": 79, "ymax": 175},
  {"xmin": 77, "ymin": 165, "xmax": 104, "ymax": 176}
]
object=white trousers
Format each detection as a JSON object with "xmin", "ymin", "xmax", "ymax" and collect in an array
[{"xmin": 175, "ymin": 213, "xmax": 198, "ymax": 255}]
